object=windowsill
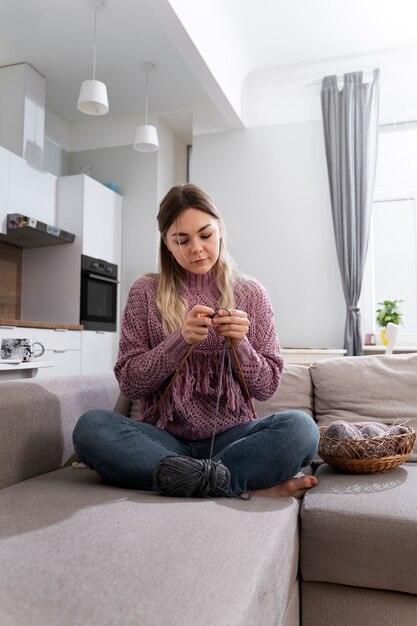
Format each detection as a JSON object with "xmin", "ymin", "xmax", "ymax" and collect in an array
[{"xmin": 363, "ymin": 345, "xmax": 417, "ymax": 354}]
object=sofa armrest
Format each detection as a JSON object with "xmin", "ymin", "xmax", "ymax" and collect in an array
[{"xmin": 0, "ymin": 373, "xmax": 119, "ymax": 489}]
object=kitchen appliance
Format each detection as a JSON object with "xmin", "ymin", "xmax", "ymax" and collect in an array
[{"xmin": 80, "ymin": 254, "xmax": 118, "ymax": 331}]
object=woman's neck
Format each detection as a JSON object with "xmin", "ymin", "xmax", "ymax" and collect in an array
[{"xmin": 183, "ymin": 269, "xmax": 217, "ymax": 294}]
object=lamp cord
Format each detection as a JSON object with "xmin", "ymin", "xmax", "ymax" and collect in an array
[
  {"xmin": 145, "ymin": 70, "xmax": 149, "ymax": 124},
  {"xmin": 92, "ymin": 9, "xmax": 97, "ymax": 80}
]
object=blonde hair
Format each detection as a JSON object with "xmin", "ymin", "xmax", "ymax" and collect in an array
[{"xmin": 151, "ymin": 184, "xmax": 240, "ymax": 334}]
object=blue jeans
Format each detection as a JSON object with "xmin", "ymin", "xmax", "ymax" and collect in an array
[{"xmin": 73, "ymin": 410, "xmax": 319, "ymax": 495}]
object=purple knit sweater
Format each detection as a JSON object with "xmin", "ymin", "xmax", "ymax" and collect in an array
[{"xmin": 114, "ymin": 270, "xmax": 284, "ymax": 440}]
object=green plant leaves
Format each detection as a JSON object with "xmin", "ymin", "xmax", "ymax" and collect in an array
[{"xmin": 376, "ymin": 299, "xmax": 403, "ymax": 328}]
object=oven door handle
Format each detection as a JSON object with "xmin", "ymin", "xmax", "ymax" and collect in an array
[{"xmin": 88, "ymin": 273, "xmax": 119, "ymax": 284}]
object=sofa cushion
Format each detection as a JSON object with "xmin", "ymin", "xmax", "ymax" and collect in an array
[
  {"xmin": 0, "ymin": 373, "xmax": 119, "ymax": 489},
  {"xmin": 302, "ymin": 581, "xmax": 417, "ymax": 626},
  {"xmin": 254, "ymin": 363, "xmax": 314, "ymax": 418},
  {"xmin": 300, "ymin": 463, "xmax": 417, "ymax": 596},
  {"xmin": 0, "ymin": 466, "xmax": 301, "ymax": 626},
  {"xmin": 311, "ymin": 354, "xmax": 417, "ymax": 461}
]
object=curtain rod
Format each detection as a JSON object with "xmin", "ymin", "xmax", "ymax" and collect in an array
[{"xmin": 306, "ymin": 70, "xmax": 377, "ymax": 87}]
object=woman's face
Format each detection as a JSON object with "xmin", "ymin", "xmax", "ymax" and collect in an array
[{"xmin": 165, "ymin": 207, "xmax": 222, "ymax": 274}]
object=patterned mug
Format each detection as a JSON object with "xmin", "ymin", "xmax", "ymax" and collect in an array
[{"xmin": 1, "ymin": 338, "xmax": 45, "ymax": 362}]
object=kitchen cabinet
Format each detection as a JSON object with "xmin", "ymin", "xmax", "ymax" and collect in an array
[
  {"xmin": 56, "ymin": 175, "xmax": 122, "ymax": 372},
  {"xmin": 82, "ymin": 176, "xmax": 122, "ymax": 264},
  {"xmin": 2, "ymin": 174, "xmax": 122, "ymax": 377},
  {"xmin": 0, "ymin": 325, "xmax": 81, "ymax": 378},
  {"xmin": 0, "ymin": 325, "xmax": 121, "ymax": 379},
  {"xmin": 22, "ymin": 174, "xmax": 122, "ymax": 331},
  {"xmin": 81, "ymin": 330, "xmax": 118, "ymax": 375},
  {"xmin": 0, "ymin": 147, "xmax": 57, "ymax": 236},
  {"xmin": 8, "ymin": 152, "xmax": 56, "ymax": 225},
  {"xmin": 57, "ymin": 174, "xmax": 122, "ymax": 266},
  {"xmin": 0, "ymin": 63, "xmax": 46, "ymax": 170}
]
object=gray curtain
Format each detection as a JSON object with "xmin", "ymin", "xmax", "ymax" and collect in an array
[{"xmin": 321, "ymin": 70, "xmax": 379, "ymax": 356}]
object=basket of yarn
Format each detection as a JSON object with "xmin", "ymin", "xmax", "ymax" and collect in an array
[{"xmin": 318, "ymin": 421, "xmax": 416, "ymax": 474}]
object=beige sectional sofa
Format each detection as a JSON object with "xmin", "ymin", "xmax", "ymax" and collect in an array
[{"xmin": 1, "ymin": 354, "xmax": 416, "ymax": 626}]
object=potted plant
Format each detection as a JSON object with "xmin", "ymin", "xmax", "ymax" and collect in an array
[{"xmin": 376, "ymin": 299, "xmax": 403, "ymax": 345}]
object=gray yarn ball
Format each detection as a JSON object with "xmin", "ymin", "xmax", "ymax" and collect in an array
[
  {"xmin": 385, "ymin": 425, "xmax": 409, "ymax": 437},
  {"xmin": 323, "ymin": 421, "xmax": 364, "ymax": 440},
  {"xmin": 359, "ymin": 422, "xmax": 388, "ymax": 438},
  {"xmin": 153, "ymin": 456, "xmax": 232, "ymax": 498}
]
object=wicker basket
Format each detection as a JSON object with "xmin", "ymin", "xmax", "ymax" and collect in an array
[{"xmin": 318, "ymin": 425, "xmax": 416, "ymax": 474}]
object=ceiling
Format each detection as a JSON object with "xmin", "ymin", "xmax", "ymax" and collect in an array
[{"xmin": 1, "ymin": 0, "xmax": 417, "ymax": 133}]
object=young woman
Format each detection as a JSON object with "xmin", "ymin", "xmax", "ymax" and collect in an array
[{"xmin": 73, "ymin": 184, "xmax": 319, "ymax": 498}]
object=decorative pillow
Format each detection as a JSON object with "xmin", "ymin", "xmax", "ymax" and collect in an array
[
  {"xmin": 311, "ymin": 353, "xmax": 417, "ymax": 461},
  {"xmin": 254, "ymin": 363, "xmax": 314, "ymax": 418}
]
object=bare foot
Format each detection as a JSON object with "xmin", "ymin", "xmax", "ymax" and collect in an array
[{"xmin": 251, "ymin": 475, "xmax": 319, "ymax": 498}]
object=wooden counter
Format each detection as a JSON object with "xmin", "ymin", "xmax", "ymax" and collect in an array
[{"xmin": 0, "ymin": 319, "xmax": 83, "ymax": 331}]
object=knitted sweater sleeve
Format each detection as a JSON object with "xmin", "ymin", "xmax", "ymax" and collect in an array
[
  {"xmin": 232, "ymin": 279, "xmax": 284, "ymax": 401},
  {"xmin": 114, "ymin": 277, "xmax": 190, "ymax": 400}
]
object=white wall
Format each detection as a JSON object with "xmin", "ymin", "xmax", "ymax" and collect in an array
[
  {"xmin": 244, "ymin": 50, "xmax": 417, "ymax": 129},
  {"xmin": 166, "ymin": 0, "xmax": 249, "ymax": 120},
  {"xmin": 191, "ymin": 121, "xmax": 346, "ymax": 348},
  {"xmin": 43, "ymin": 137, "xmax": 69, "ymax": 177}
]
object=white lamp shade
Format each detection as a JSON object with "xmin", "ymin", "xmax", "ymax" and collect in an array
[
  {"xmin": 77, "ymin": 79, "xmax": 109, "ymax": 115},
  {"xmin": 133, "ymin": 124, "xmax": 159, "ymax": 152}
]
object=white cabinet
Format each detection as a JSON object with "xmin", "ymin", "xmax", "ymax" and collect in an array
[
  {"xmin": 0, "ymin": 146, "xmax": 56, "ymax": 235},
  {"xmin": 36, "ymin": 350, "xmax": 81, "ymax": 378},
  {"xmin": 0, "ymin": 326, "xmax": 82, "ymax": 378},
  {"xmin": 82, "ymin": 176, "xmax": 122, "ymax": 264},
  {"xmin": 81, "ymin": 330, "xmax": 119, "ymax": 375},
  {"xmin": 8, "ymin": 152, "xmax": 57, "ymax": 226},
  {"xmin": 0, "ymin": 63, "xmax": 45, "ymax": 170},
  {"xmin": 57, "ymin": 174, "xmax": 122, "ymax": 266}
]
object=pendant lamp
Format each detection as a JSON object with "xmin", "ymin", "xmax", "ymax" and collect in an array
[
  {"xmin": 77, "ymin": 0, "xmax": 109, "ymax": 116},
  {"xmin": 134, "ymin": 63, "xmax": 159, "ymax": 152}
]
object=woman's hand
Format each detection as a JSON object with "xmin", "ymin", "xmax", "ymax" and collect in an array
[
  {"xmin": 181, "ymin": 305, "xmax": 215, "ymax": 345},
  {"xmin": 212, "ymin": 309, "xmax": 250, "ymax": 347}
]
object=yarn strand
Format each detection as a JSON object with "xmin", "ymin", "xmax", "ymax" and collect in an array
[
  {"xmin": 208, "ymin": 339, "xmax": 228, "ymax": 460},
  {"xmin": 153, "ymin": 308, "xmax": 253, "ymax": 499}
]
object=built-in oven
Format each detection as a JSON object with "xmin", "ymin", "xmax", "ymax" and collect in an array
[{"xmin": 80, "ymin": 254, "xmax": 118, "ymax": 331}]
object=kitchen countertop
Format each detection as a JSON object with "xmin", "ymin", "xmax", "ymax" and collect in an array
[{"xmin": 0, "ymin": 319, "xmax": 83, "ymax": 330}]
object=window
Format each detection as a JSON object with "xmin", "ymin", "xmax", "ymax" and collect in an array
[
  {"xmin": 361, "ymin": 126, "xmax": 417, "ymax": 345},
  {"xmin": 362, "ymin": 198, "xmax": 417, "ymax": 343}
]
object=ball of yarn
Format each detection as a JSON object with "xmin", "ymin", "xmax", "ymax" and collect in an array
[
  {"xmin": 359, "ymin": 422, "xmax": 388, "ymax": 438},
  {"xmin": 323, "ymin": 421, "xmax": 364, "ymax": 440},
  {"xmin": 153, "ymin": 456, "xmax": 231, "ymax": 498},
  {"xmin": 385, "ymin": 424, "xmax": 409, "ymax": 437}
]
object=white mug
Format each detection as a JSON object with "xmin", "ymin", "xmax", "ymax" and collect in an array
[{"xmin": 1, "ymin": 338, "xmax": 45, "ymax": 362}]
